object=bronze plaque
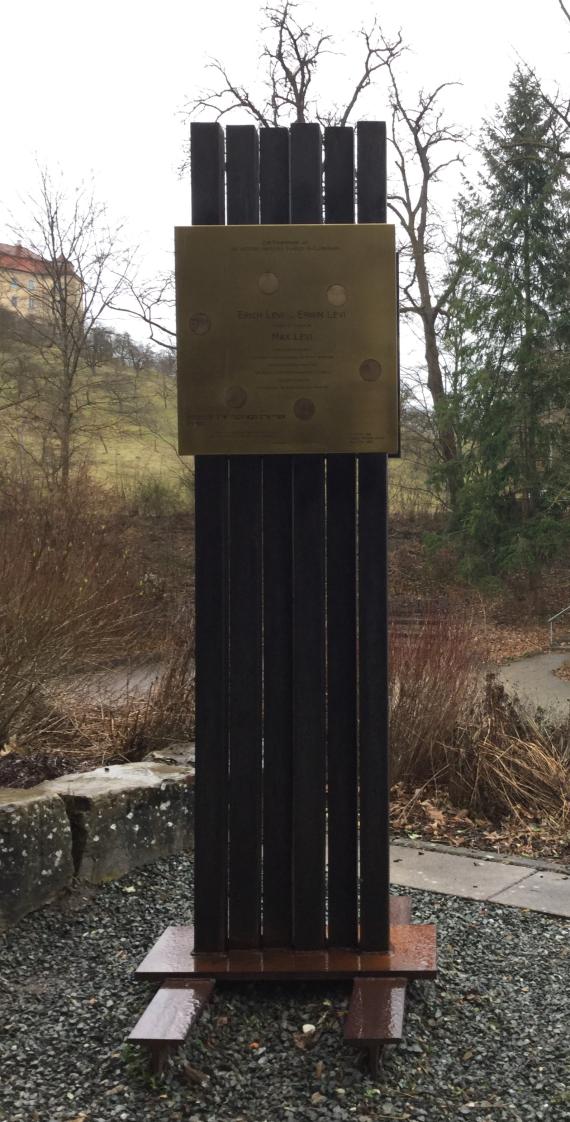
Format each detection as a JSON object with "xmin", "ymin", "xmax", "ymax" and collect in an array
[{"xmin": 176, "ymin": 223, "xmax": 398, "ymax": 455}]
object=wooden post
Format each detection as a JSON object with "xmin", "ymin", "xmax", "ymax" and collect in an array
[
  {"xmin": 226, "ymin": 125, "xmax": 264, "ymax": 950},
  {"xmin": 260, "ymin": 127, "xmax": 294, "ymax": 949},
  {"xmin": 357, "ymin": 122, "xmax": 390, "ymax": 951},
  {"xmin": 191, "ymin": 121, "xmax": 391, "ymax": 954},
  {"xmin": 190, "ymin": 123, "xmax": 229, "ymax": 954}
]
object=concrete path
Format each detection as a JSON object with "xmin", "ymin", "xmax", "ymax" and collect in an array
[
  {"xmin": 61, "ymin": 650, "xmax": 570, "ymax": 714},
  {"xmin": 55, "ymin": 659, "xmax": 164, "ymax": 705},
  {"xmin": 391, "ymin": 841, "xmax": 570, "ymax": 918},
  {"xmin": 496, "ymin": 650, "xmax": 570, "ymax": 718},
  {"xmin": 81, "ymin": 660, "xmax": 164, "ymax": 702}
]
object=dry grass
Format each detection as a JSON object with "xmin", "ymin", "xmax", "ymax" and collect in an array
[
  {"xmin": 8, "ymin": 598, "xmax": 196, "ymax": 769},
  {"xmin": 390, "ymin": 613, "xmax": 569, "ymax": 824},
  {"xmin": 447, "ymin": 675, "xmax": 570, "ymax": 821},
  {"xmin": 1, "ymin": 491, "xmax": 568, "ymax": 838},
  {"xmin": 68, "ymin": 624, "xmax": 195, "ymax": 764},
  {"xmin": 88, "ymin": 615, "xmax": 569, "ymax": 828},
  {"xmin": 0, "ymin": 470, "xmax": 157, "ymax": 750},
  {"xmin": 389, "ymin": 612, "xmax": 480, "ymax": 786}
]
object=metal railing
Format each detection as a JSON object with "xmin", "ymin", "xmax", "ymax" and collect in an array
[{"xmin": 548, "ymin": 603, "xmax": 570, "ymax": 647}]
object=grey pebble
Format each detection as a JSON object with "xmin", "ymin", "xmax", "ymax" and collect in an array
[{"xmin": 0, "ymin": 853, "xmax": 569, "ymax": 1121}]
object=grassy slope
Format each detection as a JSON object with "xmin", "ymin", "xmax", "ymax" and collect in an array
[
  {"xmin": 0, "ymin": 340, "xmax": 186, "ymax": 493},
  {"xmin": 0, "ymin": 340, "xmax": 431, "ymax": 508},
  {"xmin": 87, "ymin": 370, "xmax": 183, "ymax": 491}
]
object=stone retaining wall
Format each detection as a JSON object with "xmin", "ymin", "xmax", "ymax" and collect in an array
[
  {"xmin": 0, "ymin": 788, "xmax": 74, "ymax": 932},
  {"xmin": 0, "ymin": 755, "xmax": 195, "ymax": 933}
]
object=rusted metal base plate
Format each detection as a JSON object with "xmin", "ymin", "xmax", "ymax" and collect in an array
[
  {"xmin": 344, "ymin": 977, "xmax": 407, "ymax": 1045},
  {"xmin": 344, "ymin": 977, "xmax": 408, "ymax": 1077},
  {"xmin": 135, "ymin": 925, "xmax": 436, "ymax": 982},
  {"xmin": 129, "ymin": 978, "xmax": 215, "ymax": 1044},
  {"xmin": 389, "ymin": 896, "xmax": 412, "ymax": 925}
]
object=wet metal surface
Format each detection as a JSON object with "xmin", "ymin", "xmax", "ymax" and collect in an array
[
  {"xmin": 135, "ymin": 922, "xmax": 436, "ymax": 981},
  {"xmin": 129, "ymin": 978, "xmax": 214, "ymax": 1043},
  {"xmin": 344, "ymin": 978, "xmax": 407, "ymax": 1043},
  {"xmin": 388, "ymin": 896, "xmax": 412, "ymax": 925}
]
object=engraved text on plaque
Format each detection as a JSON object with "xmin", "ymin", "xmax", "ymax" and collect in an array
[{"xmin": 175, "ymin": 223, "xmax": 398, "ymax": 455}]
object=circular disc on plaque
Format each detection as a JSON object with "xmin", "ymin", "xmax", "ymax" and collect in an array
[
  {"xmin": 258, "ymin": 272, "xmax": 279, "ymax": 295},
  {"xmin": 189, "ymin": 311, "xmax": 211, "ymax": 335},
  {"xmin": 327, "ymin": 283, "xmax": 347, "ymax": 307},
  {"xmin": 359, "ymin": 358, "xmax": 382, "ymax": 382},
  {"xmin": 224, "ymin": 385, "xmax": 247, "ymax": 409},
  {"xmin": 293, "ymin": 397, "xmax": 316, "ymax": 421}
]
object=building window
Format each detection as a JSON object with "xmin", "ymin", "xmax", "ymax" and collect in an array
[
  {"xmin": 27, "ymin": 278, "xmax": 36, "ymax": 292},
  {"xmin": 11, "ymin": 296, "xmax": 18, "ymax": 308},
  {"xmin": 28, "ymin": 297, "xmax": 35, "ymax": 312}
]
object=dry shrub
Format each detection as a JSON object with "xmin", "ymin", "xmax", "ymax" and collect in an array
[
  {"xmin": 81, "ymin": 627, "xmax": 195, "ymax": 763},
  {"xmin": 390, "ymin": 610, "xmax": 570, "ymax": 823},
  {"xmin": 141, "ymin": 619, "xmax": 195, "ymax": 749},
  {"xmin": 0, "ymin": 469, "xmax": 156, "ymax": 748},
  {"xmin": 389, "ymin": 611, "xmax": 479, "ymax": 785},
  {"xmin": 16, "ymin": 603, "xmax": 196, "ymax": 768},
  {"xmin": 446, "ymin": 676, "xmax": 570, "ymax": 821}
]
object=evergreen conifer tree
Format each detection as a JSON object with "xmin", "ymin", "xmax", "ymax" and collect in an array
[{"xmin": 441, "ymin": 68, "xmax": 570, "ymax": 586}]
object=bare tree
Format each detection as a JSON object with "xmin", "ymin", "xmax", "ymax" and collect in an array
[
  {"xmin": 1, "ymin": 171, "xmax": 137, "ymax": 489},
  {"xmin": 184, "ymin": 0, "xmax": 466, "ymax": 503},
  {"xmin": 384, "ymin": 61, "xmax": 466, "ymax": 498},
  {"xmin": 128, "ymin": 0, "xmax": 405, "ymax": 421},
  {"xmin": 186, "ymin": 1, "xmax": 404, "ymax": 129}
]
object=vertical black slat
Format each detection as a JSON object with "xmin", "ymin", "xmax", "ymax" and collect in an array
[
  {"xmin": 227, "ymin": 125, "xmax": 260, "ymax": 225},
  {"xmin": 260, "ymin": 128, "xmax": 294, "ymax": 947},
  {"xmin": 290, "ymin": 123, "xmax": 326, "ymax": 949},
  {"xmin": 290, "ymin": 123, "xmax": 323, "ymax": 223},
  {"xmin": 324, "ymin": 127, "xmax": 355, "ymax": 224},
  {"xmin": 357, "ymin": 121, "xmax": 390, "ymax": 951},
  {"xmin": 191, "ymin": 122, "xmax": 225, "ymax": 226},
  {"xmin": 356, "ymin": 121, "xmax": 387, "ymax": 224},
  {"xmin": 225, "ymin": 125, "xmax": 263, "ymax": 949},
  {"xmin": 190, "ymin": 123, "xmax": 229, "ymax": 953},
  {"xmin": 324, "ymin": 118, "xmax": 358, "ymax": 948},
  {"xmin": 260, "ymin": 127, "xmax": 290, "ymax": 224}
]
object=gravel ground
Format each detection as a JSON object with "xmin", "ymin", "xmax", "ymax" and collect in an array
[{"xmin": 1, "ymin": 854, "xmax": 569, "ymax": 1122}]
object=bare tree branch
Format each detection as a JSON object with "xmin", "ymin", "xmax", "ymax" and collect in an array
[
  {"xmin": 184, "ymin": 1, "xmax": 404, "ymax": 136},
  {"xmin": 110, "ymin": 275, "xmax": 177, "ymax": 353},
  {"xmin": 178, "ymin": 0, "xmax": 467, "ymax": 503},
  {"xmin": 385, "ymin": 64, "xmax": 467, "ymax": 494},
  {"xmin": 0, "ymin": 393, "xmax": 38, "ymax": 414},
  {"xmin": 337, "ymin": 24, "xmax": 405, "ymax": 126},
  {"xmin": 2, "ymin": 169, "xmax": 139, "ymax": 490}
]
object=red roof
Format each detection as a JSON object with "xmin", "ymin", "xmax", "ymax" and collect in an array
[
  {"xmin": 0, "ymin": 244, "xmax": 49, "ymax": 275},
  {"xmin": 0, "ymin": 243, "xmax": 75, "ymax": 276}
]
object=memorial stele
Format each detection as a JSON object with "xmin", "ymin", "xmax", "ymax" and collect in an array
[{"xmin": 175, "ymin": 223, "xmax": 399, "ymax": 456}]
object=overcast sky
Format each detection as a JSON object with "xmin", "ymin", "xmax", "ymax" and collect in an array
[{"xmin": 2, "ymin": 0, "xmax": 568, "ymax": 336}]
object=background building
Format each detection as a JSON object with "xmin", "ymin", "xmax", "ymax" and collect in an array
[{"xmin": 0, "ymin": 243, "xmax": 81, "ymax": 322}]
